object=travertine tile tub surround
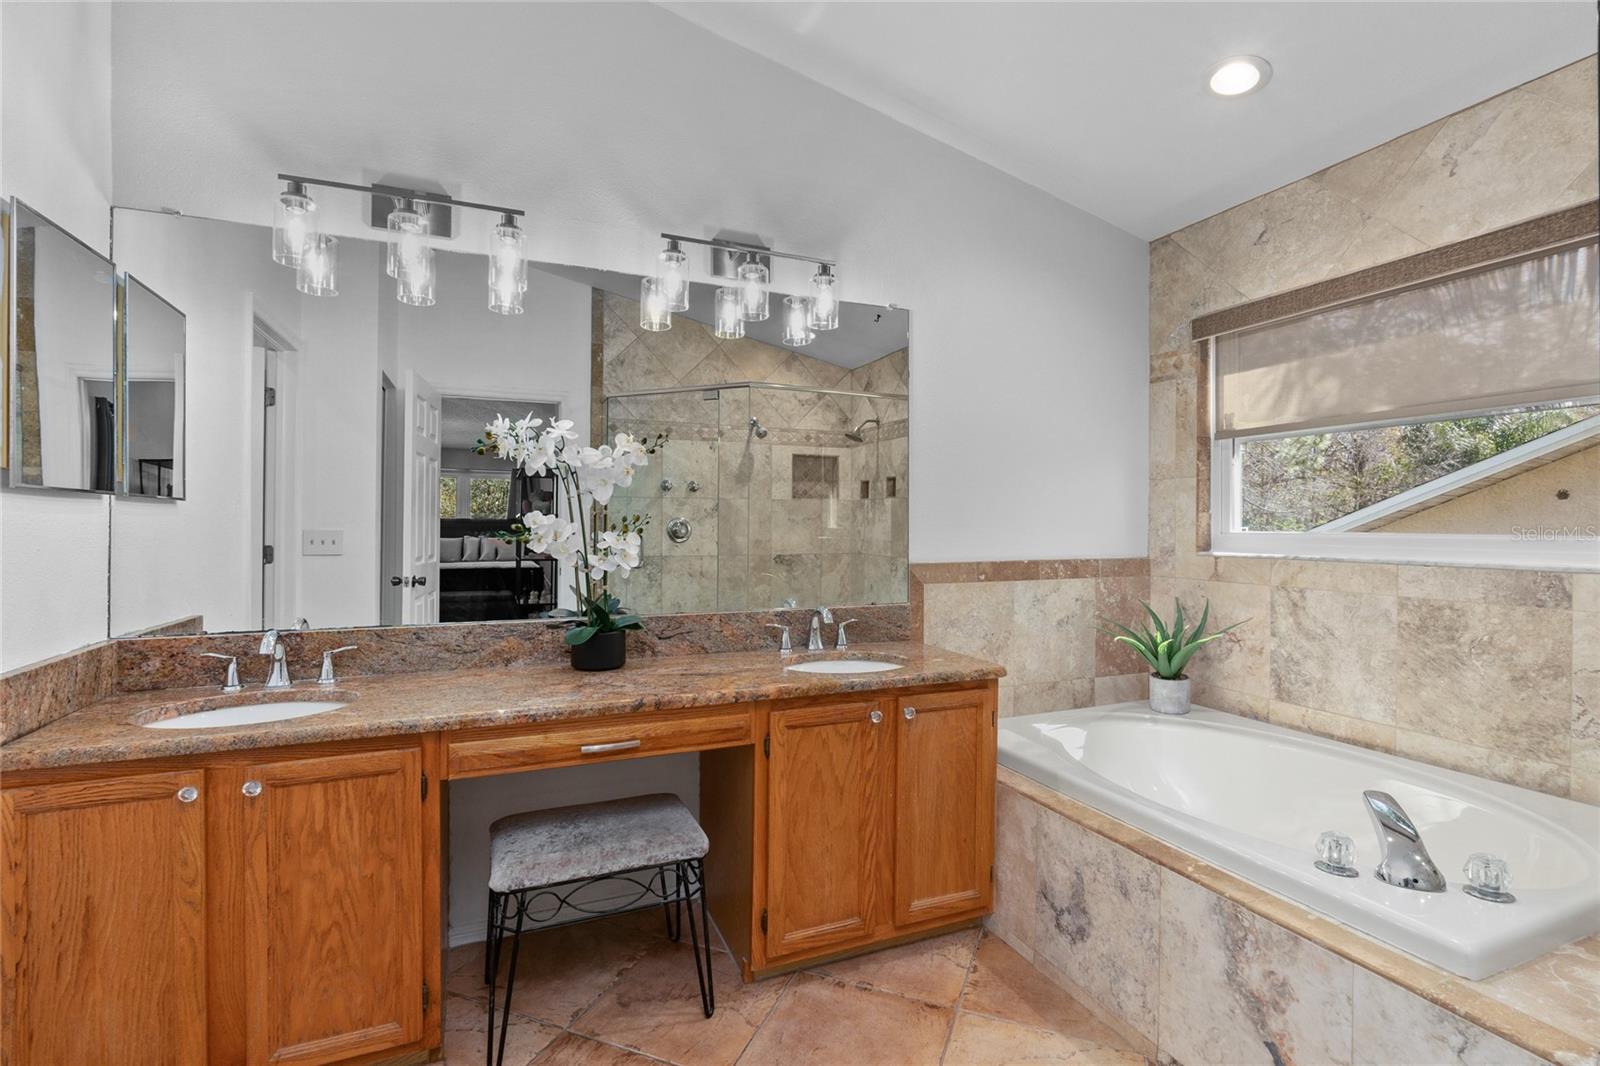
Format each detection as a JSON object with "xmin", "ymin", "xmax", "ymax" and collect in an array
[
  {"xmin": 1148, "ymin": 56, "xmax": 1600, "ymax": 802},
  {"xmin": 912, "ymin": 558, "xmax": 1152, "ymax": 718},
  {"xmin": 992, "ymin": 769, "xmax": 1600, "ymax": 1066}
]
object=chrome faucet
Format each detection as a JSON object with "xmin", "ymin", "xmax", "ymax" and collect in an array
[
  {"xmin": 808, "ymin": 607, "xmax": 834, "ymax": 652},
  {"xmin": 258, "ymin": 629, "xmax": 292, "ymax": 689},
  {"xmin": 1363, "ymin": 790, "xmax": 1446, "ymax": 892}
]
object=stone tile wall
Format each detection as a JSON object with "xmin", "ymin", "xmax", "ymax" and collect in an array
[
  {"xmin": 993, "ymin": 776, "xmax": 1580, "ymax": 1066},
  {"xmin": 1148, "ymin": 56, "xmax": 1600, "ymax": 801}
]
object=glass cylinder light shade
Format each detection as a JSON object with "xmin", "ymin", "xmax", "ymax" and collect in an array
[
  {"xmin": 808, "ymin": 265, "xmax": 839, "ymax": 330},
  {"xmin": 386, "ymin": 205, "xmax": 427, "ymax": 279},
  {"xmin": 488, "ymin": 219, "xmax": 527, "ymax": 315},
  {"xmin": 783, "ymin": 295, "xmax": 815, "ymax": 346},
  {"xmin": 271, "ymin": 185, "xmax": 317, "ymax": 266},
  {"xmin": 713, "ymin": 287, "xmax": 745, "ymax": 340},
  {"xmin": 396, "ymin": 243, "xmax": 436, "ymax": 307},
  {"xmin": 295, "ymin": 234, "xmax": 339, "ymax": 297},
  {"xmin": 657, "ymin": 242, "xmax": 690, "ymax": 312},
  {"xmin": 737, "ymin": 259, "xmax": 769, "ymax": 321},
  {"xmin": 639, "ymin": 277, "xmax": 672, "ymax": 332}
]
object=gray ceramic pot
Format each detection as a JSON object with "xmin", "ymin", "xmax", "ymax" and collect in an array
[{"xmin": 1149, "ymin": 674, "xmax": 1191, "ymax": 715}]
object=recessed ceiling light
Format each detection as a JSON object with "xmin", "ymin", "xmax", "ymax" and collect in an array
[{"xmin": 1208, "ymin": 55, "xmax": 1272, "ymax": 97}]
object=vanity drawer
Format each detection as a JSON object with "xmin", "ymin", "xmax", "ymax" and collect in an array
[{"xmin": 447, "ymin": 705, "xmax": 755, "ymax": 778}]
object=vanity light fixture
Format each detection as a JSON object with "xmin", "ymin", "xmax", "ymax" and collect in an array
[
  {"xmin": 268, "ymin": 172, "xmax": 525, "ymax": 314},
  {"xmin": 1208, "ymin": 55, "xmax": 1272, "ymax": 97},
  {"xmin": 296, "ymin": 233, "xmax": 339, "ymax": 297},
  {"xmin": 488, "ymin": 213, "xmax": 528, "ymax": 315},
  {"xmin": 808, "ymin": 263, "xmax": 839, "ymax": 331},
  {"xmin": 737, "ymin": 258, "xmax": 770, "ymax": 322},
  {"xmin": 639, "ymin": 276, "xmax": 672, "ymax": 332},
  {"xmin": 271, "ymin": 180, "xmax": 318, "ymax": 266},
  {"xmin": 713, "ymin": 287, "xmax": 744, "ymax": 340},
  {"xmin": 782, "ymin": 295, "xmax": 815, "ymax": 347},
  {"xmin": 656, "ymin": 239, "xmax": 690, "ymax": 312}
]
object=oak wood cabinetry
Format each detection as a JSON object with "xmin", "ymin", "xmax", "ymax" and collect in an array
[{"xmin": 703, "ymin": 678, "xmax": 998, "ymax": 978}]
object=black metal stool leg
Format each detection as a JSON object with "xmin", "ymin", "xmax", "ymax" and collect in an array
[
  {"xmin": 484, "ymin": 890, "xmax": 502, "ymax": 985},
  {"xmin": 489, "ymin": 892, "xmax": 527, "ymax": 1066},
  {"xmin": 682, "ymin": 860, "xmax": 715, "ymax": 1018},
  {"xmin": 662, "ymin": 864, "xmax": 680, "ymax": 942}
]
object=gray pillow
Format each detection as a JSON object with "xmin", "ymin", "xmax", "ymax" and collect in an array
[
  {"xmin": 439, "ymin": 537, "xmax": 464, "ymax": 563},
  {"xmin": 460, "ymin": 537, "xmax": 481, "ymax": 562}
]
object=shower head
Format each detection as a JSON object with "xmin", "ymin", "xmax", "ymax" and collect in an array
[
  {"xmin": 845, "ymin": 417, "xmax": 881, "ymax": 443},
  {"xmin": 748, "ymin": 417, "xmax": 768, "ymax": 439}
]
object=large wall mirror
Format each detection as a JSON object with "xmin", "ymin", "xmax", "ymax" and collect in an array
[
  {"xmin": 107, "ymin": 206, "xmax": 909, "ymax": 638},
  {"xmin": 119, "ymin": 274, "xmax": 187, "ymax": 498},
  {"xmin": 5, "ymin": 200, "xmax": 119, "ymax": 493}
]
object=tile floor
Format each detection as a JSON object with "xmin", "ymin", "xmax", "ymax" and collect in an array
[{"xmin": 440, "ymin": 910, "xmax": 1147, "ymax": 1065}]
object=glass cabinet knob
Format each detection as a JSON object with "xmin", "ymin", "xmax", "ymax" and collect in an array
[
  {"xmin": 869, "ymin": 710, "xmax": 883, "ymax": 724},
  {"xmin": 242, "ymin": 780, "xmax": 263, "ymax": 798},
  {"xmin": 1314, "ymin": 831, "xmax": 1358, "ymax": 877},
  {"xmin": 176, "ymin": 786, "xmax": 199, "ymax": 804},
  {"xmin": 1463, "ymin": 853, "xmax": 1515, "ymax": 903}
]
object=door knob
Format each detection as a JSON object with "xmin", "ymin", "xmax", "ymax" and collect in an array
[
  {"xmin": 176, "ymin": 786, "xmax": 199, "ymax": 804},
  {"xmin": 390, "ymin": 576, "xmax": 403, "ymax": 586},
  {"xmin": 413, "ymin": 575, "xmax": 427, "ymax": 587},
  {"xmin": 869, "ymin": 709, "xmax": 883, "ymax": 724},
  {"xmin": 242, "ymin": 780, "xmax": 263, "ymax": 798}
]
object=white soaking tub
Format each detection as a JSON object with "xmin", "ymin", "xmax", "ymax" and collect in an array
[{"xmin": 997, "ymin": 703, "xmax": 1600, "ymax": 980}]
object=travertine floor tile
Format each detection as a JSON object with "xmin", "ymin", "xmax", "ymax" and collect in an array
[
  {"xmin": 571, "ymin": 939, "xmax": 784, "ymax": 1066},
  {"xmin": 808, "ymin": 927, "xmax": 981, "ymax": 1007},
  {"xmin": 943, "ymin": 1012, "xmax": 1146, "ymax": 1066},
  {"xmin": 961, "ymin": 936, "xmax": 1133, "ymax": 1051},
  {"xmin": 736, "ymin": 973, "xmax": 954, "ymax": 1066},
  {"xmin": 442, "ymin": 992, "xmax": 563, "ymax": 1066},
  {"xmin": 532, "ymin": 1032, "xmax": 666, "ymax": 1065}
]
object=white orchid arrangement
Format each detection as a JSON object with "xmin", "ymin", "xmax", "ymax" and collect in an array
[{"xmin": 478, "ymin": 413, "xmax": 666, "ymax": 646}]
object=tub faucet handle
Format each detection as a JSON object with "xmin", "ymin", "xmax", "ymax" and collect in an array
[
  {"xmin": 1463, "ymin": 853, "xmax": 1515, "ymax": 903},
  {"xmin": 1314, "ymin": 831, "xmax": 1358, "ymax": 877}
]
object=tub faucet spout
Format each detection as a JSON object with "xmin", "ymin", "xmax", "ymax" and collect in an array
[{"xmin": 1363, "ymin": 790, "xmax": 1446, "ymax": 892}]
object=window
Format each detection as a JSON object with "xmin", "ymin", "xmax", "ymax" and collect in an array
[
  {"xmin": 439, "ymin": 475, "xmax": 458, "ymax": 518},
  {"xmin": 439, "ymin": 471, "xmax": 512, "ymax": 519},
  {"xmin": 1209, "ymin": 239, "xmax": 1599, "ymax": 569}
]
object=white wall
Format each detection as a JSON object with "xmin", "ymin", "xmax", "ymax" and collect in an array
[
  {"xmin": 0, "ymin": 2, "xmax": 114, "ymax": 670},
  {"xmin": 107, "ymin": 1, "xmax": 1150, "ymax": 568}
]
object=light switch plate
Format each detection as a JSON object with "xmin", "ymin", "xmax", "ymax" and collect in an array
[{"xmin": 302, "ymin": 529, "xmax": 344, "ymax": 556}]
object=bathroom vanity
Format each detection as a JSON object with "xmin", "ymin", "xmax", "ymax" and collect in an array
[{"xmin": 0, "ymin": 642, "xmax": 1000, "ymax": 1065}]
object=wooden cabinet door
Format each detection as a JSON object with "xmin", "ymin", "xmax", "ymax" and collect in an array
[
  {"xmin": 765, "ymin": 698, "xmax": 891, "ymax": 959},
  {"xmin": 2, "ymin": 770, "xmax": 207, "ymax": 1066},
  {"xmin": 892, "ymin": 688, "xmax": 996, "ymax": 926},
  {"xmin": 239, "ymin": 748, "xmax": 424, "ymax": 1066}
]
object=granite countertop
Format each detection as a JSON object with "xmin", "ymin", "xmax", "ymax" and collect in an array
[{"xmin": 0, "ymin": 642, "xmax": 1003, "ymax": 772}]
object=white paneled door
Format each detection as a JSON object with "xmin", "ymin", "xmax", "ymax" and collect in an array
[{"xmin": 401, "ymin": 371, "xmax": 442, "ymax": 624}]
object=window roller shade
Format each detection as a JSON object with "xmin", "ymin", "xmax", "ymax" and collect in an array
[{"xmin": 1214, "ymin": 242, "xmax": 1600, "ymax": 440}]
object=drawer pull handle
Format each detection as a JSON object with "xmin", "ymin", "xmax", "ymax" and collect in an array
[{"xmin": 580, "ymin": 739, "xmax": 642, "ymax": 755}]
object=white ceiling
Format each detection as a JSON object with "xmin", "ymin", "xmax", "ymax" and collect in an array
[{"xmin": 664, "ymin": 2, "xmax": 1596, "ymax": 239}]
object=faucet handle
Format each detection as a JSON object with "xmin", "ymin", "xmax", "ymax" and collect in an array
[
  {"xmin": 765, "ymin": 624, "xmax": 793, "ymax": 655},
  {"xmin": 1463, "ymin": 853, "xmax": 1515, "ymax": 903},
  {"xmin": 1314, "ymin": 831, "xmax": 1358, "ymax": 877},
  {"xmin": 835, "ymin": 619, "xmax": 859, "ymax": 650},
  {"xmin": 318, "ymin": 645, "xmax": 358, "ymax": 686},
  {"xmin": 199, "ymin": 652, "xmax": 241, "ymax": 694}
]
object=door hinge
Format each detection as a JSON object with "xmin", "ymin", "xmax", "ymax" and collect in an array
[
  {"xmin": 760, "ymin": 909, "xmax": 768, "ymax": 933},
  {"xmin": 762, "ymin": 735, "xmax": 769, "ymax": 758},
  {"xmin": 421, "ymin": 772, "xmax": 428, "ymax": 801},
  {"xmin": 262, "ymin": 544, "xmax": 275, "ymax": 565},
  {"xmin": 264, "ymin": 385, "xmax": 277, "ymax": 408},
  {"xmin": 422, "ymin": 979, "xmax": 430, "ymax": 1012}
]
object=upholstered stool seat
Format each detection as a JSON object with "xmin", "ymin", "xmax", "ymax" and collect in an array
[
  {"xmin": 488, "ymin": 793, "xmax": 709, "ymax": 892},
  {"xmin": 483, "ymin": 792, "xmax": 715, "ymax": 1066}
]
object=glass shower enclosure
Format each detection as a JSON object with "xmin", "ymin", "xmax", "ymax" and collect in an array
[{"xmin": 603, "ymin": 381, "xmax": 908, "ymax": 616}]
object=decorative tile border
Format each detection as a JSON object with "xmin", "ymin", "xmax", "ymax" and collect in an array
[{"xmin": 995, "ymin": 768, "xmax": 1596, "ymax": 1066}]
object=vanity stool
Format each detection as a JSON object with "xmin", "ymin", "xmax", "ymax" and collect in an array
[{"xmin": 484, "ymin": 793, "xmax": 714, "ymax": 1066}]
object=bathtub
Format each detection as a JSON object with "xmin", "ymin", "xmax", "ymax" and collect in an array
[{"xmin": 997, "ymin": 703, "xmax": 1600, "ymax": 980}]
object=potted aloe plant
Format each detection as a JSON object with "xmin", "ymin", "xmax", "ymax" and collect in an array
[
  {"xmin": 1103, "ymin": 599, "xmax": 1244, "ymax": 715},
  {"xmin": 479, "ymin": 414, "xmax": 665, "ymax": 671}
]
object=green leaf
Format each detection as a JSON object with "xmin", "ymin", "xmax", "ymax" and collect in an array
[
  {"xmin": 564, "ymin": 625, "xmax": 599, "ymax": 646},
  {"xmin": 1171, "ymin": 599, "xmax": 1185, "ymax": 649},
  {"xmin": 1141, "ymin": 601, "xmax": 1170, "ymax": 644},
  {"xmin": 611, "ymin": 614, "xmax": 644, "ymax": 630},
  {"xmin": 1154, "ymin": 637, "xmax": 1174, "ymax": 677},
  {"xmin": 1113, "ymin": 635, "xmax": 1161, "ymax": 671},
  {"xmin": 1188, "ymin": 600, "xmax": 1212, "ymax": 645}
]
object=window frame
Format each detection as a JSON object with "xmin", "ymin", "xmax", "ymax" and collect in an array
[{"xmin": 439, "ymin": 468, "xmax": 514, "ymax": 520}]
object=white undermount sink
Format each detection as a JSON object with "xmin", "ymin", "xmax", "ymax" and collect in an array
[
  {"xmin": 142, "ymin": 700, "xmax": 347, "ymax": 730},
  {"xmin": 785, "ymin": 659, "xmax": 903, "ymax": 675}
]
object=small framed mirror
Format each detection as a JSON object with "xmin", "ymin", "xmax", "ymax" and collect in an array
[
  {"xmin": 5, "ymin": 199, "xmax": 119, "ymax": 493},
  {"xmin": 118, "ymin": 274, "xmax": 186, "ymax": 498}
]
